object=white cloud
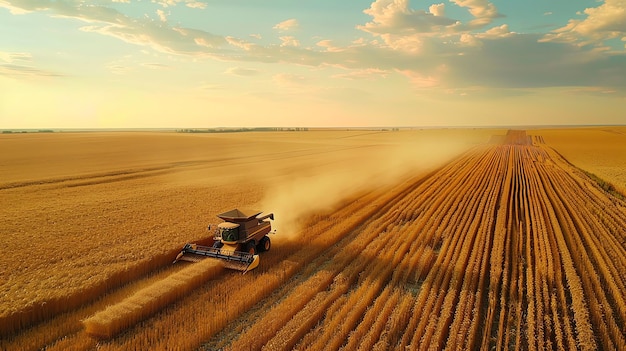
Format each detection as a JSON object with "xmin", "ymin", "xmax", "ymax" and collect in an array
[
  {"xmin": 0, "ymin": 1, "xmax": 32, "ymax": 14},
  {"xmin": 356, "ymin": 0, "xmax": 466, "ymax": 54},
  {"xmin": 151, "ymin": 0, "xmax": 206, "ymax": 9},
  {"xmin": 451, "ymin": 0, "xmax": 501, "ymax": 27},
  {"xmin": 225, "ymin": 36, "xmax": 256, "ymax": 50},
  {"xmin": 156, "ymin": 9, "xmax": 167, "ymax": 22},
  {"xmin": 2, "ymin": 0, "xmax": 625, "ymax": 95},
  {"xmin": 186, "ymin": 2, "xmax": 206, "ymax": 9},
  {"xmin": 396, "ymin": 67, "xmax": 443, "ymax": 88},
  {"xmin": 1, "ymin": 1, "xmax": 224, "ymax": 55},
  {"xmin": 79, "ymin": 15, "xmax": 226, "ymax": 54},
  {"xmin": 279, "ymin": 36, "xmax": 300, "ymax": 47},
  {"xmin": 141, "ymin": 62, "xmax": 170, "ymax": 69},
  {"xmin": 357, "ymin": 0, "xmax": 501, "ymax": 37},
  {"xmin": 0, "ymin": 63, "xmax": 62, "ymax": 78},
  {"xmin": 316, "ymin": 40, "xmax": 343, "ymax": 52},
  {"xmin": 0, "ymin": 51, "xmax": 32, "ymax": 63},
  {"xmin": 458, "ymin": 33, "xmax": 482, "ymax": 47},
  {"xmin": 358, "ymin": 0, "xmax": 459, "ymax": 35},
  {"xmin": 429, "ymin": 3, "xmax": 445, "ymax": 17},
  {"xmin": 0, "ymin": 51, "xmax": 61, "ymax": 78},
  {"xmin": 273, "ymin": 19, "xmax": 299, "ymax": 31},
  {"xmin": 478, "ymin": 24, "xmax": 513, "ymax": 38},
  {"xmin": 543, "ymin": 0, "xmax": 626, "ymax": 44}
]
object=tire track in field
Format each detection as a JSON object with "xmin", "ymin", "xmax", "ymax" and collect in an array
[{"xmin": 0, "ymin": 145, "xmax": 375, "ymax": 191}]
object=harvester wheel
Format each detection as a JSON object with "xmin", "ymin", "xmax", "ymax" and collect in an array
[
  {"xmin": 212, "ymin": 241, "xmax": 223, "ymax": 249},
  {"xmin": 246, "ymin": 242, "xmax": 257, "ymax": 255},
  {"xmin": 258, "ymin": 236, "xmax": 271, "ymax": 252}
]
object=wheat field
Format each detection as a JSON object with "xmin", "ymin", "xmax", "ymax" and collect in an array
[{"xmin": 1, "ymin": 128, "xmax": 624, "ymax": 350}]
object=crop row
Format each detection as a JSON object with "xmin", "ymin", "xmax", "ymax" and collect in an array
[{"xmin": 217, "ymin": 130, "xmax": 626, "ymax": 350}]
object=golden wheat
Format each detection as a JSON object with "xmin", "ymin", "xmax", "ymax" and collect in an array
[{"xmin": 4, "ymin": 129, "xmax": 626, "ymax": 350}]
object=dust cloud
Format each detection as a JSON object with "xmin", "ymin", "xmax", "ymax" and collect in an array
[{"xmin": 261, "ymin": 134, "xmax": 478, "ymax": 239}]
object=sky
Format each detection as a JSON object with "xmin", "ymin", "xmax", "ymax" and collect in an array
[{"xmin": 1, "ymin": 0, "xmax": 625, "ymax": 128}]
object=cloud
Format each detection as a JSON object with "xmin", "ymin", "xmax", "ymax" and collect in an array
[
  {"xmin": 332, "ymin": 68, "xmax": 389, "ymax": 80},
  {"xmin": 443, "ymin": 34, "xmax": 626, "ymax": 89},
  {"xmin": 563, "ymin": 86, "xmax": 621, "ymax": 96},
  {"xmin": 316, "ymin": 40, "xmax": 344, "ymax": 52},
  {"xmin": 152, "ymin": 0, "xmax": 207, "ymax": 9},
  {"xmin": 224, "ymin": 67, "xmax": 260, "ymax": 76},
  {"xmin": 156, "ymin": 9, "xmax": 167, "ymax": 22},
  {"xmin": 429, "ymin": 3, "xmax": 445, "ymax": 17},
  {"xmin": 273, "ymin": 18, "xmax": 299, "ymax": 31},
  {"xmin": 225, "ymin": 36, "xmax": 256, "ymax": 50},
  {"xmin": 185, "ymin": 2, "xmax": 206, "ymax": 9},
  {"xmin": 356, "ymin": 0, "xmax": 505, "ymax": 54},
  {"xmin": 358, "ymin": 0, "xmax": 459, "ymax": 36},
  {"xmin": 478, "ymin": 24, "xmax": 513, "ymax": 38},
  {"xmin": 279, "ymin": 36, "xmax": 300, "ymax": 47},
  {"xmin": 80, "ymin": 18, "xmax": 226, "ymax": 55},
  {"xmin": 2, "ymin": 0, "xmax": 224, "ymax": 56},
  {"xmin": 396, "ymin": 68, "xmax": 441, "ymax": 88},
  {"xmin": 0, "ymin": 1, "xmax": 32, "ymax": 14},
  {"xmin": 141, "ymin": 62, "xmax": 170, "ymax": 69},
  {"xmin": 451, "ymin": 0, "xmax": 501, "ymax": 28},
  {"xmin": 106, "ymin": 63, "xmax": 131, "ymax": 75},
  {"xmin": 348, "ymin": 0, "xmax": 625, "ymax": 93},
  {"xmin": 1, "ymin": 0, "xmax": 624, "ymax": 95},
  {"xmin": 0, "ymin": 50, "xmax": 61, "ymax": 78},
  {"xmin": 542, "ymin": 0, "xmax": 626, "ymax": 45},
  {"xmin": 0, "ymin": 51, "xmax": 32, "ymax": 63},
  {"xmin": 0, "ymin": 64, "xmax": 60, "ymax": 77}
]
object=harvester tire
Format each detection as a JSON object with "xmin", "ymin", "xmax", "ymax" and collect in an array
[
  {"xmin": 212, "ymin": 241, "xmax": 224, "ymax": 249},
  {"xmin": 246, "ymin": 242, "xmax": 257, "ymax": 255},
  {"xmin": 258, "ymin": 236, "xmax": 271, "ymax": 252}
]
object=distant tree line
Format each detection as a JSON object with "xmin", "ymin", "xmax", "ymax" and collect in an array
[
  {"xmin": 2, "ymin": 130, "xmax": 55, "ymax": 134},
  {"xmin": 177, "ymin": 127, "xmax": 309, "ymax": 133}
]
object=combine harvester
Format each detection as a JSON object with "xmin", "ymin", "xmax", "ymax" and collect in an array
[
  {"xmin": 84, "ymin": 209, "xmax": 275, "ymax": 339},
  {"xmin": 174, "ymin": 209, "xmax": 275, "ymax": 273}
]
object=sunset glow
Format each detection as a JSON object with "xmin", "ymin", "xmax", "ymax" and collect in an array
[{"xmin": 1, "ymin": 0, "xmax": 625, "ymax": 128}]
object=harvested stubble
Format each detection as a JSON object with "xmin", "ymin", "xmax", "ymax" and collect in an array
[{"xmin": 83, "ymin": 258, "xmax": 223, "ymax": 339}]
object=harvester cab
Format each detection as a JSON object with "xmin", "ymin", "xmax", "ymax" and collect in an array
[{"xmin": 174, "ymin": 209, "xmax": 275, "ymax": 273}]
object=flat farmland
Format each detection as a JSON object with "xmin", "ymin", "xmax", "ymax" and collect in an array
[
  {"xmin": 535, "ymin": 127, "xmax": 626, "ymax": 195},
  {"xmin": 1, "ymin": 128, "xmax": 625, "ymax": 350}
]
